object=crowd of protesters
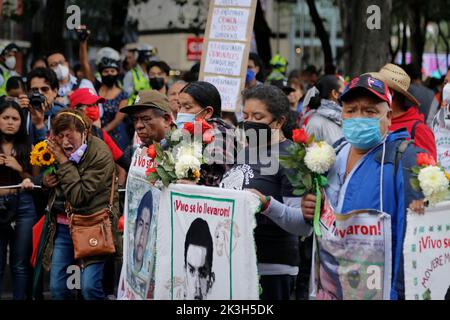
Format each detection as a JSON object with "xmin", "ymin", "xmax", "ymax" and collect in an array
[{"xmin": 0, "ymin": 23, "xmax": 449, "ymax": 301}]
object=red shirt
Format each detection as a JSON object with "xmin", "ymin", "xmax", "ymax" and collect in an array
[
  {"xmin": 389, "ymin": 107, "xmax": 437, "ymax": 160},
  {"xmin": 102, "ymin": 130, "xmax": 123, "ymax": 161}
]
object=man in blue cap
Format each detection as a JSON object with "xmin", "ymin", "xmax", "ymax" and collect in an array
[{"xmin": 301, "ymin": 74, "xmax": 426, "ymax": 300}]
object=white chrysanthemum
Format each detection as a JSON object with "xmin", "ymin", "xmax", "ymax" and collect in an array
[
  {"xmin": 176, "ymin": 142, "xmax": 203, "ymax": 160},
  {"xmin": 418, "ymin": 166, "xmax": 449, "ymax": 198},
  {"xmin": 171, "ymin": 129, "xmax": 184, "ymax": 142},
  {"xmin": 304, "ymin": 142, "xmax": 336, "ymax": 174},
  {"xmin": 175, "ymin": 155, "xmax": 201, "ymax": 179}
]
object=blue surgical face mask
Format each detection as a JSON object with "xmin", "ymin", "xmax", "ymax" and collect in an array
[
  {"xmin": 175, "ymin": 109, "xmax": 205, "ymax": 129},
  {"xmin": 343, "ymin": 116, "xmax": 386, "ymax": 150}
]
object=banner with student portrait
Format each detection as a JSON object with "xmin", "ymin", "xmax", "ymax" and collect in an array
[
  {"xmin": 404, "ymin": 201, "xmax": 450, "ymax": 300},
  {"xmin": 118, "ymin": 146, "xmax": 160, "ymax": 300},
  {"xmin": 154, "ymin": 184, "xmax": 260, "ymax": 300},
  {"xmin": 310, "ymin": 197, "xmax": 392, "ymax": 300}
]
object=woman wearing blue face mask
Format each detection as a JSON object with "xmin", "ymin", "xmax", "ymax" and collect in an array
[
  {"xmin": 301, "ymin": 75, "xmax": 426, "ymax": 300},
  {"xmin": 177, "ymin": 81, "xmax": 236, "ymax": 186}
]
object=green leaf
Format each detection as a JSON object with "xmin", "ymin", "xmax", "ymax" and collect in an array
[
  {"xmin": 154, "ymin": 142, "xmax": 164, "ymax": 158},
  {"xmin": 410, "ymin": 178, "xmax": 421, "ymax": 192},
  {"xmin": 156, "ymin": 167, "xmax": 172, "ymax": 183},
  {"xmin": 293, "ymin": 188, "xmax": 306, "ymax": 196},
  {"xmin": 147, "ymin": 172, "xmax": 159, "ymax": 182},
  {"xmin": 317, "ymin": 175, "xmax": 328, "ymax": 187},
  {"xmin": 303, "ymin": 173, "xmax": 313, "ymax": 190},
  {"xmin": 411, "ymin": 166, "xmax": 421, "ymax": 175},
  {"xmin": 307, "ymin": 134, "xmax": 315, "ymax": 145}
]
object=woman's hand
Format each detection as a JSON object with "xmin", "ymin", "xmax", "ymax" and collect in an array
[
  {"xmin": 46, "ymin": 138, "xmax": 68, "ymax": 164},
  {"xmin": 176, "ymin": 179, "xmax": 197, "ymax": 185},
  {"xmin": 0, "ymin": 154, "xmax": 23, "ymax": 173},
  {"xmin": 43, "ymin": 173, "xmax": 59, "ymax": 188},
  {"xmin": 20, "ymin": 178, "xmax": 34, "ymax": 190},
  {"xmin": 301, "ymin": 194, "xmax": 317, "ymax": 221},
  {"xmin": 246, "ymin": 189, "xmax": 269, "ymax": 210},
  {"xmin": 409, "ymin": 199, "xmax": 425, "ymax": 215}
]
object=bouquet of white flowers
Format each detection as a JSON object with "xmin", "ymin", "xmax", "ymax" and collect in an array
[
  {"xmin": 410, "ymin": 153, "xmax": 450, "ymax": 205},
  {"xmin": 280, "ymin": 129, "xmax": 336, "ymax": 236}
]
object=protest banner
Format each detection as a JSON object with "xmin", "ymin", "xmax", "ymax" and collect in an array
[
  {"xmin": 117, "ymin": 146, "xmax": 160, "ymax": 300},
  {"xmin": 310, "ymin": 197, "xmax": 392, "ymax": 300},
  {"xmin": 199, "ymin": 0, "xmax": 257, "ymax": 112},
  {"xmin": 154, "ymin": 184, "xmax": 260, "ymax": 300},
  {"xmin": 404, "ymin": 201, "xmax": 450, "ymax": 300}
]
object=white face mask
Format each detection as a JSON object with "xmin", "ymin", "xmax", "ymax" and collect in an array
[
  {"xmin": 4, "ymin": 56, "xmax": 16, "ymax": 70},
  {"xmin": 443, "ymin": 83, "xmax": 450, "ymax": 105},
  {"xmin": 54, "ymin": 64, "xmax": 70, "ymax": 81}
]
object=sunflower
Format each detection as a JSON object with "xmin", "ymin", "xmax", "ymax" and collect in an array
[
  {"xmin": 445, "ymin": 171, "xmax": 450, "ymax": 182},
  {"xmin": 30, "ymin": 152, "xmax": 39, "ymax": 166},
  {"xmin": 37, "ymin": 150, "xmax": 55, "ymax": 166},
  {"xmin": 33, "ymin": 141, "xmax": 47, "ymax": 154},
  {"xmin": 192, "ymin": 169, "xmax": 201, "ymax": 182}
]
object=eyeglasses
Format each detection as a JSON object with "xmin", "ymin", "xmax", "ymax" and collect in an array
[
  {"xmin": 31, "ymin": 86, "xmax": 52, "ymax": 94},
  {"xmin": 130, "ymin": 116, "xmax": 153, "ymax": 126}
]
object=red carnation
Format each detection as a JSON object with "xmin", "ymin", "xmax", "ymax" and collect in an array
[
  {"xmin": 146, "ymin": 166, "xmax": 156, "ymax": 176},
  {"xmin": 416, "ymin": 153, "xmax": 436, "ymax": 167},
  {"xmin": 203, "ymin": 130, "xmax": 215, "ymax": 144},
  {"xmin": 118, "ymin": 215, "xmax": 124, "ymax": 233},
  {"xmin": 147, "ymin": 145, "xmax": 157, "ymax": 159},
  {"xmin": 183, "ymin": 122, "xmax": 195, "ymax": 135},
  {"xmin": 292, "ymin": 129, "xmax": 309, "ymax": 144}
]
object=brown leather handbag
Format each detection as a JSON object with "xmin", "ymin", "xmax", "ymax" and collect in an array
[{"xmin": 68, "ymin": 176, "xmax": 116, "ymax": 260}]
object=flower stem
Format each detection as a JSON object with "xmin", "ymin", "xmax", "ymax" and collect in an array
[{"xmin": 313, "ymin": 177, "xmax": 322, "ymax": 237}]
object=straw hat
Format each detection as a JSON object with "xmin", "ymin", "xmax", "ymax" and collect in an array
[{"xmin": 367, "ymin": 63, "xmax": 420, "ymax": 106}]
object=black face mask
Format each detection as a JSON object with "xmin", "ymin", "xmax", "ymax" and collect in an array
[
  {"xmin": 150, "ymin": 77, "xmax": 165, "ymax": 91},
  {"xmin": 242, "ymin": 121, "xmax": 273, "ymax": 148},
  {"xmin": 101, "ymin": 75, "xmax": 118, "ymax": 87}
]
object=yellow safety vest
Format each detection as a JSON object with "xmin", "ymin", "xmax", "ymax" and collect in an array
[
  {"xmin": 128, "ymin": 67, "xmax": 150, "ymax": 105},
  {"xmin": 0, "ymin": 70, "xmax": 11, "ymax": 97}
]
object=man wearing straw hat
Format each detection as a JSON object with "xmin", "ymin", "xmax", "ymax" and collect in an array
[{"xmin": 368, "ymin": 63, "xmax": 437, "ymax": 160}]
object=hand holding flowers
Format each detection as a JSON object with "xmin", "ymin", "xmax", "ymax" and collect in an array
[{"xmin": 280, "ymin": 129, "xmax": 336, "ymax": 236}]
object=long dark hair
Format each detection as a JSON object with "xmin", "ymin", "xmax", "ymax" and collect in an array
[
  {"xmin": 181, "ymin": 81, "xmax": 222, "ymax": 118},
  {"xmin": 308, "ymin": 75, "xmax": 342, "ymax": 109},
  {"xmin": 0, "ymin": 98, "xmax": 32, "ymax": 172}
]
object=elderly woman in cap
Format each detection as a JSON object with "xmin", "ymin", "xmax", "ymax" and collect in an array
[
  {"xmin": 301, "ymin": 74, "xmax": 424, "ymax": 300},
  {"xmin": 40, "ymin": 109, "xmax": 120, "ymax": 300}
]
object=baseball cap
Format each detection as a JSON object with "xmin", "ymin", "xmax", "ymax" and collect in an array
[
  {"xmin": 270, "ymin": 79, "xmax": 295, "ymax": 95},
  {"xmin": 69, "ymin": 88, "xmax": 105, "ymax": 109},
  {"xmin": 340, "ymin": 74, "xmax": 392, "ymax": 108},
  {"xmin": 120, "ymin": 90, "xmax": 172, "ymax": 115}
]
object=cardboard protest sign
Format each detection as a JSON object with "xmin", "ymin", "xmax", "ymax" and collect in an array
[
  {"xmin": 118, "ymin": 146, "xmax": 160, "ymax": 300},
  {"xmin": 199, "ymin": 0, "xmax": 257, "ymax": 112},
  {"xmin": 154, "ymin": 184, "xmax": 260, "ymax": 300},
  {"xmin": 404, "ymin": 201, "xmax": 450, "ymax": 300},
  {"xmin": 311, "ymin": 197, "xmax": 392, "ymax": 300}
]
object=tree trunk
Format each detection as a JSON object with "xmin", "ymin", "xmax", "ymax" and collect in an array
[
  {"xmin": 306, "ymin": 0, "xmax": 334, "ymax": 74},
  {"xmin": 401, "ymin": 16, "xmax": 408, "ymax": 66},
  {"xmin": 253, "ymin": 0, "xmax": 272, "ymax": 69},
  {"xmin": 42, "ymin": 0, "xmax": 66, "ymax": 54},
  {"xmin": 408, "ymin": 1, "xmax": 428, "ymax": 74},
  {"xmin": 338, "ymin": 0, "xmax": 392, "ymax": 77},
  {"xmin": 108, "ymin": 0, "xmax": 130, "ymax": 50}
]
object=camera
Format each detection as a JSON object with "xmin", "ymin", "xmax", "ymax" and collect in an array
[
  {"xmin": 29, "ymin": 92, "xmax": 46, "ymax": 110},
  {"xmin": 75, "ymin": 27, "xmax": 90, "ymax": 42}
]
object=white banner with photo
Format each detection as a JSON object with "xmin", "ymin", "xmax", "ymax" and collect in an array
[
  {"xmin": 404, "ymin": 201, "xmax": 450, "ymax": 300},
  {"xmin": 310, "ymin": 196, "xmax": 392, "ymax": 300},
  {"xmin": 154, "ymin": 184, "xmax": 260, "ymax": 300},
  {"xmin": 118, "ymin": 146, "xmax": 160, "ymax": 300}
]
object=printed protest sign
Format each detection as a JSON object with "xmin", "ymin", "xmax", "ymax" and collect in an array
[
  {"xmin": 118, "ymin": 146, "xmax": 160, "ymax": 300},
  {"xmin": 404, "ymin": 201, "xmax": 450, "ymax": 300},
  {"xmin": 199, "ymin": 0, "xmax": 257, "ymax": 112},
  {"xmin": 311, "ymin": 197, "xmax": 392, "ymax": 300},
  {"xmin": 154, "ymin": 184, "xmax": 260, "ymax": 300}
]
